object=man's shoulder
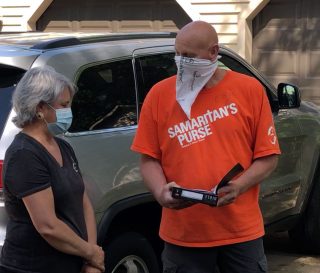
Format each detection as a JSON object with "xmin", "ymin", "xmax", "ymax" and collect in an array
[
  {"xmin": 143, "ymin": 75, "xmax": 177, "ymax": 105},
  {"xmin": 227, "ymin": 70, "xmax": 261, "ymax": 87},
  {"xmin": 151, "ymin": 75, "xmax": 177, "ymax": 92}
]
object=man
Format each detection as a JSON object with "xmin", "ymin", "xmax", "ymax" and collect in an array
[{"xmin": 131, "ymin": 21, "xmax": 280, "ymax": 273}]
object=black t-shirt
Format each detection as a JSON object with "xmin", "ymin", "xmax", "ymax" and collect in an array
[{"xmin": 0, "ymin": 133, "xmax": 88, "ymax": 273}]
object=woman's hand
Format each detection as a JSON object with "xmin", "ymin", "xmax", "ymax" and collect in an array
[
  {"xmin": 86, "ymin": 244, "xmax": 105, "ymax": 272},
  {"xmin": 81, "ymin": 263, "xmax": 104, "ymax": 273}
]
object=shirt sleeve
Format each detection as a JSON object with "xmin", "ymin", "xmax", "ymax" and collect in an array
[
  {"xmin": 4, "ymin": 149, "xmax": 51, "ymax": 198},
  {"xmin": 131, "ymin": 87, "xmax": 161, "ymax": 159},
  {"xmin": 252, "ymin": 83, "xmax": 281, "ymax": 159}
]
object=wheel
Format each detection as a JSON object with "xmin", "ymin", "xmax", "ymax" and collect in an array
[
  {"xmin": 289, "ymin": 179, "xmax": 320, "ymax": 254},
  {"xmin": 103, "ymin": 232, "xmax": 161, "ymax": 273}
]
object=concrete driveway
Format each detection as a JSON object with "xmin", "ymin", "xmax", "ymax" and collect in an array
[{"xmin": 264, "ymin": 232, "xmax": 320, "ymax": 273}]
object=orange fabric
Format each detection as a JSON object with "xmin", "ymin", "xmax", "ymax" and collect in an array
[{"xmin": 131, "ymin": 70, "xmax": 281, "ymax": 247}]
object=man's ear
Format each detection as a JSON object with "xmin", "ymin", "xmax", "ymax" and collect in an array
[{"xmin": 209, "ymin": 43, "xmax": 219, "ymax": 61}]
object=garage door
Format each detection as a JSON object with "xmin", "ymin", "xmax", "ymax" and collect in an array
[
  {"xmin": 37, "ymin": 0, "xmax": 191, "ymax": 33},
  {"xmin": 252, "ymin": 0, "xmax": 320, "ymax": 104}
]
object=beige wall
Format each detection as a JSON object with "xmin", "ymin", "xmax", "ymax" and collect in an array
[
  {"xmin": 0, "ymin": 0, "xmax": 270, "ymax": 62},
  {"xmin": 0, "ymin": 0, "xmax": 53, "ymax": 32},
  {"xmin": 177, "ymin": 0, "xmax": 270, "ymax": 62}
]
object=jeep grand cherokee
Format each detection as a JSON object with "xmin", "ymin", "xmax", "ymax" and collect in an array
[{"xmin": 0, "ymin": 32, "xmax": 320, "ymax": 273}]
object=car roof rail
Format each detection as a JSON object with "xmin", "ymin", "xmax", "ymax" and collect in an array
[{"xmin": 31, "ymin": 32, "xmax": 177, "ymax": 50}]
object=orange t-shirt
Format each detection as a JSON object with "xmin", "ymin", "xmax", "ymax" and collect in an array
[{"xmin": 131, "ymin": 70, "xmax": 281, "ymax": 247}]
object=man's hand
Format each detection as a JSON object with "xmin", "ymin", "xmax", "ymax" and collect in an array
[
  {"xmin": 216, "ymin": 180, "xmax": 242, "ymax": 207},
  {"xmin": 157, "ymin": 182, "xmax": 194, "ymax": 209},
  {"xmin": 217, "ymin": 155, "xmax": 279, "ymax": 207},
  {"xmin": 140, "ymin": 154, "xmax": 195, "ymax": 210}
]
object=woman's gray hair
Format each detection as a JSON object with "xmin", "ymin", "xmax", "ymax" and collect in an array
[{"xmin": 12, "ymin": 66, "xmax": 76, "ymax": 128}]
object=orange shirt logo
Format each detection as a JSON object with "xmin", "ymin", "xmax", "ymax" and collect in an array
[
  {"xmin": 167, "ymin": 103, "xmax": 238, "ymax": 148},
  {"xmin": 268, "ymin": 126, "xmax": 277, "ymax": 145}
]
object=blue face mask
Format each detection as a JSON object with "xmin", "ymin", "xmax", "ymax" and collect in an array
[{"xmin": 46, "ymin": 104, "xmax": 73, "ymax": 135}]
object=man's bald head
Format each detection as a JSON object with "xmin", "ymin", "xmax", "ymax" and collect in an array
[
  {"xmin": 175, "ymin": 21, "xmax": 219, "ymax": 61},
  {"xmin": 178, "ymin": 21, "xmax": 218, "ymax": 46}
]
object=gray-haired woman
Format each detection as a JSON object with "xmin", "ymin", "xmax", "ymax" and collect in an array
[{"xmin": 0, "ymin": 66, "xmax": 104, "ymax": 273}]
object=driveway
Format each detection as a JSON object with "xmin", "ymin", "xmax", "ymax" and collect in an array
[{"xmin": 265, "ymin": 232, "xmax": 320, "ymax": 272}]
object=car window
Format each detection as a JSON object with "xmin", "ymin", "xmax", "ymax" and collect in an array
[
  {"xmin": 70, "ymin": 59, "xmax": 136, "ymax": 132},
  {"xmin": 219, "ymin": 54, "xmax": 277, "ymax": 110},
  {"xmin": 135, "ymin": 52, "xmax": 177, "ymax": 108},
  {"xmin": 218, "ymin": 55, "xmax": 255, "ymax": 77},
  {"xmin": 135, "ymin": 53, "xmax": 276, "ymax": 108},
  {"xmin": 0, "ymin": 65, "xmax": 25, "ymax": 137}
]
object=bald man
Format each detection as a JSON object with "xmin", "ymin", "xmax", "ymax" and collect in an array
[{"xmin": 131, "ymin": 21, "xmax": 280, "ymax": 273}]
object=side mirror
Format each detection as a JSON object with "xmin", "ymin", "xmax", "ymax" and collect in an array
[{"xmin": 277, "ymin": 83, "xmax": 301, "ymax": 109}]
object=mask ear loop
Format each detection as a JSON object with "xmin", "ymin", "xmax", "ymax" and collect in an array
[{"xmin": 46, "ymin": 103, "xmax": 56, "ymax": 112}]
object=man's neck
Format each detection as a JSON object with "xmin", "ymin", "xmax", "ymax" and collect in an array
[{"xmin": 205, "ymin": 68, "xmax": 227, "ymax": 89}]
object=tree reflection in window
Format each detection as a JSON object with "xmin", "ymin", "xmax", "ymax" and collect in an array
[{"xmin": 69, "ymin": 59, "xmax": 136, "ymax": 132}]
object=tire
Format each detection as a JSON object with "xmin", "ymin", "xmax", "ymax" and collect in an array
[
  {"xmin": 103, "ymin": 232, "xmax": 161, "ymax": 273},
  {"xmin": 289, "ymin": 179, "xmax": 320, "ymax": 254}
]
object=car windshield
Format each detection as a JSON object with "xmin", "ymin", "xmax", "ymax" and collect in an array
[{"xmin": 0, "ymin": 65, "xmax": 25, "ymax": 137}]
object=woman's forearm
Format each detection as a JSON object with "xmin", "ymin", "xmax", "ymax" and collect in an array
[{"xmin": 83, "ymin": 191, "xmax": 98, "ymax": 244}]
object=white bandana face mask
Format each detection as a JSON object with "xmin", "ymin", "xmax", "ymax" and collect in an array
[{"xmin": 175, "ymin": 55, "xmax": 220, "ymax": 119}]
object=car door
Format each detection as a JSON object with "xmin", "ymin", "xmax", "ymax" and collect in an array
[
  {"xmin": 65, "ymin": 47, "xmax": 177, "ymax": 214},
  {"xmin": 218, "ymin": 52, "xmax": 303, "ymax": 225},
  {"xmin": 65, "ymin": 57, "xmax": 143, "ymax": 212}
]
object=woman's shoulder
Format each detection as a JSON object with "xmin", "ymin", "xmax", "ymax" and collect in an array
[
  {"xmin": 4, "ymin": 134, "xmax": 44, "ymax": 166},
  {"xmin": 6, "ymin": 132, "xmax": 38, "ymax": 154}
]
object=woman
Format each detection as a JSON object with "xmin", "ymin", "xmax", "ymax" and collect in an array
[{"xmin": 0, "ymin": 66, "xmax": 104, "ymax": 273}]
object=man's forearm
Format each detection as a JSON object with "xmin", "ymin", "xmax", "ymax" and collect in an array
[
  {"xmin": 140, "ymin": 154, "xmax": 167, "ymax": 201},
  {"xmin": 236, "ymin": 154, "xmax": 279, "ymax": 194}
]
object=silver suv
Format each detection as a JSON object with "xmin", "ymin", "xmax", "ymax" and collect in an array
[{"xmin": 1, "ymin": 32, "xmax": 320, "ymax": 273}]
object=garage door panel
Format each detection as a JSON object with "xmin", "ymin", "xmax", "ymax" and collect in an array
[
  {"xmin": 37, "ymin": 0, "xmax": 191, "ymax": 32},
  {"xmin": 253, "ymin": 0, "xmax": 320, "ymax": 105},
  {"xmin": 268, "ymin": 75, "xmax": 300, "ymax": 86},
  {"xmin": 118, "ymin": 2, "xmax": 154, "ymax": 19},
  {"xmin": 118, "ymin": 21, "xmax": 155, "ymax": 32},
  {"xmin": 304, "ymin": 52, "xmax": 320, "ymax": 79},
  {"xmin": 43, "ymin": 21, "xmax": 73, "ymax": 32},
  {"xmin": 299, "ymin": 86, "xmax": 320, "ymax": 105},
  {"xmin": 257, "ymin": 51, "xmax": 298, "ymax": 76},
  {"xmin": 253, "ymin": 28, "xmax": 302, "ymax": 50},
  {"xmin": 306, "ymin": 19, "xmax": 320, "ymax": 31},
  {"xmin": 157, "ymin": 20, "xmax": 182, "ymax": 31},
  {"xmin": 78, "ymin": 21, "xmax": 113, "ymax": 32},
  {"xmin": 253, "ymin": 0, "xmax": 302, "ymax": 34},
  {"xmin": 160, "ymin": 3, "xmax": 187, "ymax": 21},
  {"xmin": 303, "ymin": 31, "xmax": 320, "ymax": 50},
  {"xmin": 80, "ymin": 5, "xmax": 114, "ymax": 20},
  {"xmin": 306, "ymin": 0, "xmax": 320, "ymax": 21}
]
